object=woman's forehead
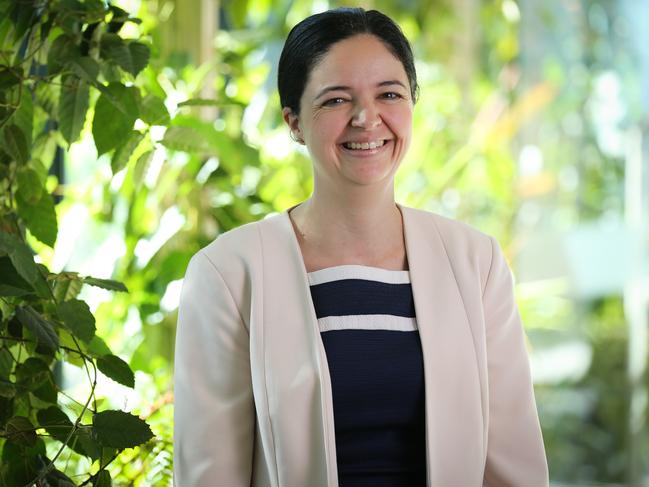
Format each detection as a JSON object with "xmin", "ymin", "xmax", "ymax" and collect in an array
[{"xmin": 305, "ymin": 35, "xmax": 408, "ymax": 93}]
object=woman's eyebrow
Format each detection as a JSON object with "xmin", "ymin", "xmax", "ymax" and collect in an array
[
  {"xmin": 314, "ymin": 80, "xmax": 408, "ymax": 100},
  {"xmin": 314, "ymin": 85, "xmax": 351, "ymax": 100},
  {"xmin": 378, "ymin": 80, "xmax": 407, "ymax": 89}
]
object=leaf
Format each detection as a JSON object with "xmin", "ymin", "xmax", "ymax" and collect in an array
[
  {"xmin": 0, "ymin": 255, "xmax": 33, "ymax": 296},
  {"xmin": 17, "ymin": 167, "xmax": 43, "ymax": 203},
  {"xmin": 16, "ymin": 190, "xmax": 58, "ymax": 248},
  {"xmin": 56, "ymin": 299, "xmax": 96, "ymax": 342},
  {"xmin": 15, "ymin": 358, "xmax": 57, "ymax": 403},
  {"xmin": 59, "ymin": 75, "xmax": 89, "ymax": 145},
  {"xmin": 87, "ymin": 335, "xmax": 112, "ymax": 357},
  {"xmin": 97, "ymin": 354, "xmax": 134, "ymax": 388},
  {"xmin": 69, "ymin": 56, "xmax": 100, "ymax": 83},
  {"xmin": 0, "ymin": 230, "xmax": 40, "ymax": 285},
  {"xmin": 0, "ymin": 379, "xmax": 16, "ymax": 398},
  {"xmin": 127, "ymin": 42, "xmax": 150, "ymax": 76},
  {"xmin": 0, "ymin": 347, "xmax": 13, "ymax": 379},
  {"xmin": 6, "ymin": 416, "xmax": 37, "ymax": 446},
  {"xmin": 52, "ymin": 273, "xmax": 83, "ymax": 302},
  {"xmin": 2, "ymin": 124, "xmax": 29, "ymax": 164},
  {"xmin": 161, "ymin": 126, "xmax": 211, "ymax": 153},
  {"xmin": 47, "ymin": 34, "xmax": 77, "ymax": 75},
  {"xmin": 111, "ymin": 130, "xmax": 144, "ymax": 174},
  {"xmin": 92, "ymin": 83, "xmax": 138, "ymax": 155},
  {"xmin": 101, "ymin": 35, "xmax": 150, "ymax": 76},
  {"xmin": 94, "ymin": 470, "xmax": 112, "ymax": 487},
  {"xmin": 177, "ymin": 98, "xmax": 226, "ymax": 107},
  {"xmin": 0, "ymin": 66, "xmax": 22, "ymax": 91},
  {"xmin": 83, "ymin": 276, "xmax": 128, "ymax": 292},
  {"xmin": 138, "ymin": 94, "xmax": 169, "ymax": 126},
  {"xmin": 37, "ymin": 406, "xmax": 72, "ymax": 443},
  {"xmin": 15, "ymin": 306, "xmax": 59, "ymax": 352},
  {"xmin": 92, "ymin": 410, "xmax": 153, "ymax": 449},
  {"xmin": 13, "ymin": 89, "xmax": 33, "ymax": 148},
  {"xmin": 1, "ymin": 438, "xmax": 44, "ymax": 485}
]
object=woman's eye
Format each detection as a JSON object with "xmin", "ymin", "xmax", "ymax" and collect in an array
[
  {"xmin": 322, "ymin": 97, "xmax": 347, "ymax": 106},
  {"xmin": 381, "ymin": 92, "xmax": 402, "ymax": 100}
]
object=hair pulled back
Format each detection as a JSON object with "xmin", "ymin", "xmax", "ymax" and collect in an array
[{"xmin": 278, "ymin": 8, "xmax": 419, "ymax": 115}]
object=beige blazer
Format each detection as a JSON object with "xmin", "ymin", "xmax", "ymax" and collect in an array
[{"xmin": 173, "ymin": 204, "xmax": 548, "ymax": 486}]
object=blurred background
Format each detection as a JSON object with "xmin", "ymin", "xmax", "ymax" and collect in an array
[{"xmin": 5, "ymin": 0, "xmax": 648, "ymax": 485}]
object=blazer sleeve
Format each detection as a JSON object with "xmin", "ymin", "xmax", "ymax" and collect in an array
[
  {"xmin": 173, "ymin": 250, "xmax": 254, "ymax": 486},
  {"xmin": 482, "ymin": 237, "xmax": 549, "ymax": 487}
]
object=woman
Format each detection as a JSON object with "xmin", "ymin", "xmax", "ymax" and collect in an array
[{"xmin": 174, "ymin": 7, "xmax": 548, "ymax": 487}]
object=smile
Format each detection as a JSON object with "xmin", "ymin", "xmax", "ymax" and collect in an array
[{"xmin": 342, "ymin": 139, "xmax": 386, "ymax": 150}]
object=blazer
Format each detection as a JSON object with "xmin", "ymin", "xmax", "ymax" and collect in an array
[{"xmin": 173, "ymin": 204, "xmax": 549, "ymax": 487}]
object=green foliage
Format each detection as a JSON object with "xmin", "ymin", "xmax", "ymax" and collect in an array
[{"xmin": 0, "ymin": 0, "xmax": 157, "ymax": 483}]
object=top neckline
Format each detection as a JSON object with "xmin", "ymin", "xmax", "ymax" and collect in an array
[{"xmin": 307, "ymin": 264, "xmax": 411, "ymax": 286}]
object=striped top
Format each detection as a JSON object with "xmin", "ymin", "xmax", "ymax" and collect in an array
[{"xmin": 308, "ymin": 265, "xmax": 427, "ymax": 487}]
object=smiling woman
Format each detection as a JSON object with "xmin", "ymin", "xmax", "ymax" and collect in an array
[{"xmin": 173, "ymin": 7, "xmax": 549, "ymax": 487}]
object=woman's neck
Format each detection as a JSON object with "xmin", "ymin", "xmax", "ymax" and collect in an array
[{"xmin": 288, "ymin": 185, "xmax": 407, "ymax": 271}]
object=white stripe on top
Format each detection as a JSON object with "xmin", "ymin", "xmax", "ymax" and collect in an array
[
  {"xmin": 307, "ymin": 264, "xmax": 411, "ymax": 286},
  {"xmin": 318, "ymin": 314, "xmax": 418, "ymax": 333}
]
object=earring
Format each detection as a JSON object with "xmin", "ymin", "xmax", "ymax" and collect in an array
[{"xmin": 290, "ymin": 131, "xmax": 304, "ymax": 144}]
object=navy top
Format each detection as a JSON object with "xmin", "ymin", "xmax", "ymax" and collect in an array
[{"xmin": 308, "ymin": 265, "xmax": 427, "ymax": 487}]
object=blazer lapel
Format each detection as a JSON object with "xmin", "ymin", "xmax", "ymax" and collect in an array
[
  {"xmin": 400, "ymin": 205, "xmax": 485, "ymax": 485},
  {"xmin": 257, "ymin": 213, "xmax": 337, "ymax": 487}
]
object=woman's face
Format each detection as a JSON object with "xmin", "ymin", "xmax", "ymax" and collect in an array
[{"xmin": 285, "ymin": 34, "xmax": 414, "ymax": 190}]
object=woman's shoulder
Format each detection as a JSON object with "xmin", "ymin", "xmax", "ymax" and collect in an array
[
  {"xmin": 400, "ymin": 205, "xmax": 492, "ymax": 248},
  {"xmin": 190, "ymin": 212, "xmax": 286, "ymax": 274}
]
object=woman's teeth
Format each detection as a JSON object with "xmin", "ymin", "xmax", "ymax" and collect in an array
[{"xmin": 343, "ymin": 140, "xmax": 386, "ymax": 150}]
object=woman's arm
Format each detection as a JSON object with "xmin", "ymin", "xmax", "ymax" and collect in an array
[
  {"xmin": 174, "ymin": 250, "xmax": 254, "ymax": 486},
  {"xmin": 482, "ymin": 237, "xmax": 549, "ymax": 487}
]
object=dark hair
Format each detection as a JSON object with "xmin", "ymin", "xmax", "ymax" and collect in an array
[{"xmin": 278, "ymin": 8, "xmax": 419, "ymax": 114}]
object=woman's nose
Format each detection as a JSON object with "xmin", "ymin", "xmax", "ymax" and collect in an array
[{"xmin": 350, "ymin": 104, "xmax": 382, "ymax": 129}]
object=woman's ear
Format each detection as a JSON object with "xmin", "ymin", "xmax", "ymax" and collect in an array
[{"xmin": 282, "ymin": 107, "xmax": 304, "ymax": 144}]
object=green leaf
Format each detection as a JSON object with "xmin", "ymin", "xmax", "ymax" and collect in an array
[
  {"xmin": 101, "ymin": 35, "xmax": 150, "ymax": 76},
  {"xmin": 69, "ymin": 56, "xmax": 100, "ymax": 83},
  {"xmin": 15, "ymin": 357, "xmax": 57, "ymax": 403},
  {"xmin": 92, "ymin": 410, "xmax": 153, "ymax": 449},
  {"xmin": 161, "ymin": 126, "xmax": 211, "ymax": 153},
  {"xmin": 138, "ymin": 94, "xmax": 169, "ymax": 125},
  {"xmin": 0, "ymin": 255, "xmax": 33, "ymax": 296},
  {"xmin": 0, "ymin": 66, "xmax": 22, "ymax": 91},
  {"xmin": 36, "ymin": 406, "xmax": 101, "ymax": 459},
  {"xmin": 16, "ymin": 190, "xmax": 58, "ymax": 248},
  {"xmin": 17, "ymin": 167, "xmax": 43, "ymax": 203},
  {"xmin": 177, "ymin": 98, "xmax": 226, "ymax": 107},
  {"xmin": 37, "ymin": 406, "xmax": 72, "ymax": 443},
  {"xmin": 0, "ymin": 347, "xmax": 13, "ymax": 378},
  {"xmin": 97, "ymin": 354, "xmax": 134, "ymax": 388},
  {"xmin": 94, "ymin": 470, "xmax": 112, "ymax": 487},
  {"xmin": 6, "ymin": 416, "xmax": 37, "ymax": 446},
  {"xmin": 1, "ymin": 438, "xmax": 44, "ymax": 485},
  {"xmin": 56, "ymin": 299, "xmax": 96, "ymax": 342},
  {"xmin": 92, "ymin": 83, "xmax": 138, "ymax": 155},
  {"xmin": 52, "ymin": 272, "xmax": 83, "ymax": 302},
  {"xmin": 47, "ymin": 34, "xmax": 77, "ymax": 75},
  {"xmin": 2, "ymin": 124, "xmax": 29, "ymax": 164},
  {"xmin": 87, "ymin": 335, "xmax": 112, "ymax": 357},
  {"xmin": 0, "ymin": 379, "xmax": 16, "ymax": 398},
  {"xmin": 13, "ymin": 89, "xmax": 33, "ymax": 148},
  {"xmin": 127, "ymin": 42, "xmax": 150, "ymax": 76},
  {"xmin": 111, "ymin": 130, "xmax": 144, "ymax": 174},
  {"xmin": 15, "ymin": 306, "xmax": 59, "ymax": 352},
  {"xmin": 59, "ymin": 75, "xmax": 89, "ymax": 145},
  {"xmin": 0, "ymin": 230, "xmax": 40, "ymax": 285},
  {"xmin": 83, "ymin": 276, "xmax": 128, "ymax": 292}
]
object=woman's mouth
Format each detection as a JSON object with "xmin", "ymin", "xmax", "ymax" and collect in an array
[{"xmin": 341, "ymin": 139, "xmax": 388, "ymax": 151}]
